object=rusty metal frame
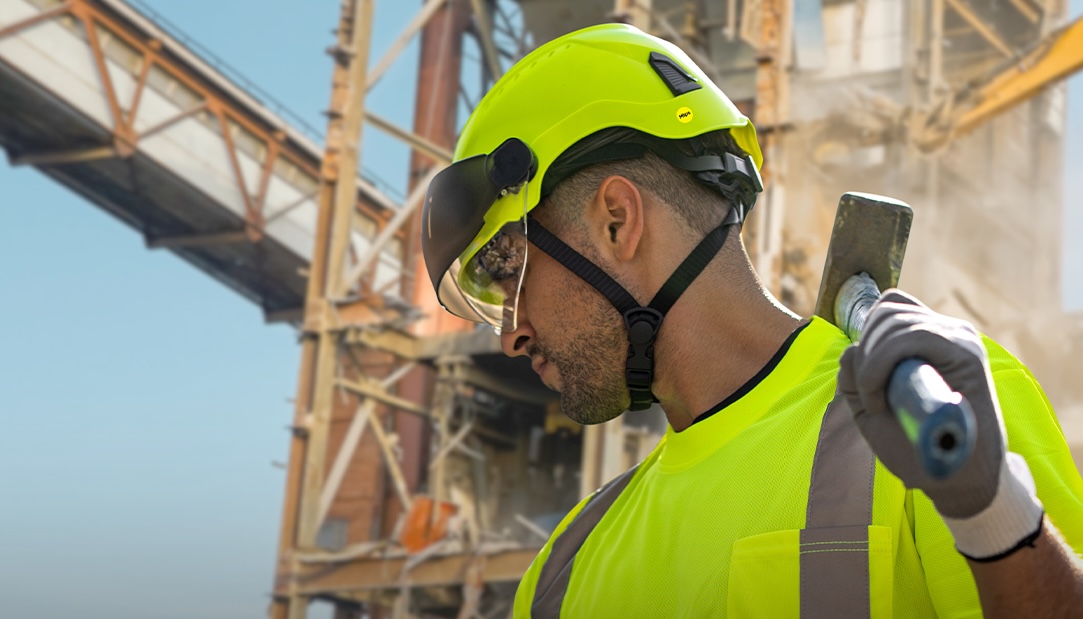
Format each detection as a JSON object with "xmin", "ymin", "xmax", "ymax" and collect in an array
[
  {"xmin": 274, "ymin": 2, "xmax": 377, "ymax": 617},
  {"xmin": 11, "ymin": 0, "xmax": 399, "ymax": 253},
  {"xmin": 216, "ymin": 106, "xmax": 265, "ymax": 239},
  {"xmin": 79, "ymin": 6, "xmax": 126, "ymax": 140},
  {"xmin": 269, "ymin": 2, "xmax": 541, "ymax": 617},
  {"xmin": 0, "ymin": 2, "xmax": 73, "ymax": 41},
  {"xmin": 265, "ymin": 190, "xmax": 321, "ymax": 225},
  {"xmin": 126, "ymin": 50, "xmax": 153, "ymax": 131},
  {"xmin": 134, "ymin": 102, "xmax": 208, "ymax": 140}
]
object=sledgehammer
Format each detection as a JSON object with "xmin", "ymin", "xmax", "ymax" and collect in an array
[{"xmin": 814, "ymin": 192, "xmax": 976, "ymax": 479}]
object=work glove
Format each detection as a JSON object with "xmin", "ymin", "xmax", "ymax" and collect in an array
[{"xmin": 837, "ymin": 289, "xmax": 1044, "ymax": 561}]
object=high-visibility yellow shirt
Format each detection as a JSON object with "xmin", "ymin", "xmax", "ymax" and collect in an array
[{"xmin": 513, "ymin": 316, "xmax": 1083, "ymax": 617}]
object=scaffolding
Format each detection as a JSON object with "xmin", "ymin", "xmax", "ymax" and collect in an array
[
  {"xmin": 270, "ymin": 1, "xmax": 1081, "ymax": 617},
  {"xmin": 1, "ymin": 0, "xmax": 1078, "ymax": 617}
]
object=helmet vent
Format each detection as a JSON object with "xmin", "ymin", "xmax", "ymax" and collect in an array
[{"xmin": 648, "ymin": 51, "xmax": 702, "ymax": 96}]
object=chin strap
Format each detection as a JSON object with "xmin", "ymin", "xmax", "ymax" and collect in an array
[{"xmin": 527, "ymin": 206, "xmax": 742, "ymax": 410}]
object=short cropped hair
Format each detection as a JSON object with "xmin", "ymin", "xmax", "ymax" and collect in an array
[{"xmin": 540, "ymin": 128, "xmax": 749, "ymax": 237}]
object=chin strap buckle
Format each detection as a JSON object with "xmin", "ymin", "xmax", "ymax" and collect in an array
[{"xmin": 623, "ymin": 307, "xmax": 663, "ymax": 411}]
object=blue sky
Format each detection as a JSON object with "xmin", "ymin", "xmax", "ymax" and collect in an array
[
  {"xmin": 0, "ymin": 2, "xmax": 1080, "ymax": 619},
  {"xmin": 0, "ymin": 1, "xmax": 419, "ymax": 617}
]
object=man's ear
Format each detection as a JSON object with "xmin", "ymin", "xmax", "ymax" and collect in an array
[{"xmin": 590, "ymin": 175, "xmax": 644, "ymax": 263}]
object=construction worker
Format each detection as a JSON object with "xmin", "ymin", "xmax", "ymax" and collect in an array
[{"xmin": 420, "ymin": 24, "xmax": 1083, "ymax": 617}]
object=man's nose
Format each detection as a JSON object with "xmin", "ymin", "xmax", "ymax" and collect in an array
[{"xmin": 500, "ymin": 304, "xmax": 535, "ymax": 358}]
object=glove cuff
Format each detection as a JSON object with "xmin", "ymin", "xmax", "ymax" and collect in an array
[{"xmin": 940, "ymin": 452, "xmax": 1044, "ymax": 561}]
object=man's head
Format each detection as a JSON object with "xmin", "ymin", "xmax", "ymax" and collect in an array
[
  {"xmin": 506, "ymin": 129, "xmax": 752, "ymax": 423},
  {"xmin": 421, "ymin": 23, "xmax": 764, "ymax": 418}
]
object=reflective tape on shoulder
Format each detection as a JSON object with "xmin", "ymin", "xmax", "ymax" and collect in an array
[{"xmin": 800, "ymin": 395, "xmax": 876, "ymax": 618}]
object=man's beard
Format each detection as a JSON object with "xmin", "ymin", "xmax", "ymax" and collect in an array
[{"xmin": 531, "ymin": 295, "xmax": 630, "ymax": 425}]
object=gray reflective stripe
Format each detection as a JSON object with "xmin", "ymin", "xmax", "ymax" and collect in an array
[
  {"xmin": 800, "ymin": 525, "xmax": 870, "ymax": 617},
  {"xmin": 800, "ymin": 394, "xmax": 876, "ymax": 618},
  {"xmin": 531, "ymin": 465, "xmax": 639, "ymax": 618}
]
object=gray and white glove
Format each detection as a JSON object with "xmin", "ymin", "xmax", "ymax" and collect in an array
[{"xmin": 837, "ymin": 289, "xmax": 1044, "ymax": 560}]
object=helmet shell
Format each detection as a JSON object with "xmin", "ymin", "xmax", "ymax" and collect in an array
[{"xmin": 452, "ymin": 23, "xmax": 762, "ymax": 295}]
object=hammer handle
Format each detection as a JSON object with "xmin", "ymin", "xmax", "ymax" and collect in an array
[{"xmin": 837, "ymin": 274, "xmax": 976, "ymax": 479}]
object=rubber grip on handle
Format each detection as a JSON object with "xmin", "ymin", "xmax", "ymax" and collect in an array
[{"xmin": 887, "ymin": 358, "xmax": 977, "ymax": 479}]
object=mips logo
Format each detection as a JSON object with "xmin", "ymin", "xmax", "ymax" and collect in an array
[{"xmin": 677, "ymin": 107, "xmax": 694, "ymax": 123}]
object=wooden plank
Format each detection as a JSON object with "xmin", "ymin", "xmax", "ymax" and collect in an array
[
  {"xmin": 337, "ymin": 378, "xmax": 431, "ymax": 417},
  {"xmin": 295, "ymin": 548, "xmax": 539, "ymax": 594},
  {"xmin": 368, "ymin": 410, "xmax": 413, "ymax": 511},
  {"xmin": 315, "ymin": 399, "xmax": 375, "ymax": 532}
]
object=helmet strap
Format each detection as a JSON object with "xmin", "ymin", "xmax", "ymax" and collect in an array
[{"xmin": 526, "ymin": 206, "xmax": 741, "ymax": 411}]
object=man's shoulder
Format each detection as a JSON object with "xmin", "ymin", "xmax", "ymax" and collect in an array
[{"xmin": 981, "ymin": 333, "xmax": 1030, "ymax": 375}]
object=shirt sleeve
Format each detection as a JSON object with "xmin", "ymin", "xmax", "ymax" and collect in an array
[
  {"xmin": 512, "ymin": 492, "xmax": 595, "ymax": 618},
  {"xmin": 915, "ymin": 336, "xmax": 1083, "ymax": 617},
  {"xmin": 984, "ymin": 336, "xmax": 1083, "ymax": 555}
]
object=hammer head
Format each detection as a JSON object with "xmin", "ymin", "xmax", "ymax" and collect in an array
[{"xmin": 813, "ymin": 192, "xmax": 914, "ymax": 324}]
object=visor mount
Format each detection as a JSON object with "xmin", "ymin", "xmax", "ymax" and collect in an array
[{"xmin": 487, "ymin": 137, "xmax": 538, "ymax": 191}]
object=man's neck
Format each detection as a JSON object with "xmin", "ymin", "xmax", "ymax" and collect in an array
[{"xmin": 650, "ymin": 273, "xmax": 803, "ymax": 432}]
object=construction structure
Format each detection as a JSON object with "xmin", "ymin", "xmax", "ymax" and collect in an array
[{"xmin": 1, "ymin": 0, "xmax": 1082, "ymax": 617}]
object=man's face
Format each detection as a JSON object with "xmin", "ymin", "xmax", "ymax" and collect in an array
[{"xmin": 500, "ymin": 224, "xmax": 630, "ymax": 425}]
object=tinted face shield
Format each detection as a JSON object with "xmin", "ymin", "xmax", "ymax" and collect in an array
[{"xmin": 421, "ymin": 138, "xmax": 537, "ymax": 332}]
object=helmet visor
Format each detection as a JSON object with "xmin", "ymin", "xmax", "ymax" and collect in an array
[
  {"xmin": 422, "ymin": 138, "xmax": 536, "ymax": 331},
  {"xmin": 442, "ymin": 212, "xmax": 528, "ymax": 333}
]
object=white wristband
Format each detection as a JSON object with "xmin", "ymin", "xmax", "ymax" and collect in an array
[{"xmin": 941, "ymin": 452, "xmax": 1045, "ymax": 561}]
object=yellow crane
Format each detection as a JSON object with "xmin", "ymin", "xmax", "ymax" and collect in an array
[
  {"xmin": 811, "ymin": 15, "xmax": 1083, "ymax": 159},
  {"xmin": 913, "ymin": 15, "xmax": 1083, "ymax": 150}
]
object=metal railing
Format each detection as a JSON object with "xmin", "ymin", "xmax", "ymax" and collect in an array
[{"xmin": 122, "ymin": 0, "xmax": 406, "ymax": 203}]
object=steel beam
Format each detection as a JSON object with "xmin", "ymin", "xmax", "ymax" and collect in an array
[
  {"xmin": 366, "ymin": 406, "xmax": 414, "ymax": 511},
  {"xmin": 145, "ymin": 230, "xmax": 249, "ymax": 249},
  {"xmin": 8, "ymin": 145, "xmax": 117, "ymax": 166},
  {"xmin": 274, "ymin": 3, "xmax": 377, "ymax": 618},
  {"xmin": 340, "ymin": 166, "xmax": 439, "ymax": 296},
  {"xmin": 78, "ymin": 5, "xmax": 126, "ymax": 138},
  {"xmin": 413, "ymin": 329, "xmax": 502, "ymax": 358},
  {"xmin": 468, "ymin": 0, "xmax": 503, "ymax": 82},
  {"xmin": 135, "ymin": 103, "xmax": 208, "ymax": 140},
  {"xmin": 944, "ymin": 0, "xmax": 1015, "ymax": 57},
  {"xmin": 314, "ymin": 360, "xmax": 417, "ymax": 535},
  {"xmin": 0, "ymin": 3, "xmax": 72, "ymax": 41},
  {"xmin": 366, "ymin": 0, "xmax": 447, "ymax": 91},
  {"xmin": 644, "ymin": 6, "xmax": 720, "ymax": 79},
  {"xmin": 455, "ymin": 363, "xmax": 554, "ymax": 406},
  {"xmin": 364, "ymin": 111, "xmax": 453, "ymax": 165},
  {"xmin": 315, "ymin": 399, "xmax": 375, "ymax": 533},
  {"xmin": 345, "ymin": 326, "xmax": 504, "ymax": 360},
  {"xmin": 265, "ymin": 307, "xmax": 305, "ymax": 323},
  {"xmin": 60, "ymin": 0, "xmax": 403, "ymax": 251},
  {"xmin": 217, "ymin": 108, "xmax": 263, "ymax": 239},
  {"xmin": 336, "ymin": 378, "xmax": 432, "ymax": 418},
  {"xmin": 1007, "ymin": 0, "xmax": 1041, "ymax": 24}
]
